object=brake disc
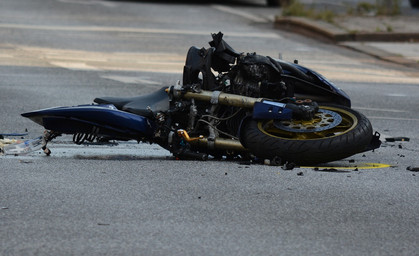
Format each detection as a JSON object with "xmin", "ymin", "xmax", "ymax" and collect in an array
[{"xmin": 274, "ymin": 109, "xmax": 342, "ymax": 133}]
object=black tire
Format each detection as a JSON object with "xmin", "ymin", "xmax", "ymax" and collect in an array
[
  {"xmin": 267, "ymin": 0, "xmax": 281, "ymax": 7},
  {"xmin": 242, "ymin": 105, "xmax": 373, "ymax": 165},
  {"xmin": 410, "ymin": 0, "xmax": 419, "ymax": 8}
]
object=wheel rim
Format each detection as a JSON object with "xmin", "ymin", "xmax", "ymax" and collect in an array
[{"xmin": 258, "ymin": 106, "xmax": 358, "ymax": 140}]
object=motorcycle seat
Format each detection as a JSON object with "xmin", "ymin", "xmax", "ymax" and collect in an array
[{"xmin": 94, "ymin": 87, "xmax": 170, "ymax": 118}]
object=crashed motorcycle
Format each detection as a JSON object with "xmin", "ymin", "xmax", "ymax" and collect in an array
[{"xmin": 21, "ymin": 32, "xmax": 380, "ymax": 165}]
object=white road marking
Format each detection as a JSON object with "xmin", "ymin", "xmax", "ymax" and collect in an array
[
  {"xmin": 0, "ymin": 23, "xmax": 281, "ymax": 39},
  {"xmin": 49, "ymin": 61, "xmax": 101, "ymax": 71},
  {"xmin": 56, "ymin": 0, "xmax": 117, "ymax": 8},
  {"xmin": 367, "ymin": 116, "xmax": 419, "ymax": 121},
  {"xmin": 211, "ymin": 5, "xmax": 269, "ymax": 23},
  {"xmin": 2, "ymin": 43, "xmax": 418, "ymax": 80},
  {"xmin": 0, "ymin": 44, "xmax": 185, "ymax": 73},
  {"xmin": 385, "ymin": 93, "xmax": 408, "ymax": 97},
  {"xmin": 101, "ymin": 75, "xmax": 162, "ymax": 85},
  {"xmin": 0, "ymin": 53, "xmax": 13, "ymax": 58},
  {"xmin": 311, "ymin": 64, "xmax": 419, "ymax": 84},
  {"xmin": 354, "ymin": 107, "xmax": 409, "ymax": 113}
]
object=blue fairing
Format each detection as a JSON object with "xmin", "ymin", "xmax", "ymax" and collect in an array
[{"xmin": 21, "ymin": 104, "xmax": 154, "ymax": 139}]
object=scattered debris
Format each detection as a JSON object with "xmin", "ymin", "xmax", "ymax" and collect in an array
[
  {"xmin": 1, "ymin": 138, "xmax": 18, "ymax": 155},
  {"xmin": 385, "ymin": 137, "xmax": 410, "ymax": 142},
  {"xmin": 1, "ymin": 138, "xmax": 17, "ymax": 148},
  {"xmin": 297, "ymin": 171, "xmax": 304, "ymax": 176},
  {"xmin": 349, "ymin": 159, "xmax": 355, "ymax": 163},
  {"xmin": 19, "ymin": 160, "xmax": 33, "ymax": 164},
  {"xmin": 270, "ymin": 156, "xmax": 283, "ymax": 166},
  {"xmin": 282, "ymin": 162, "xmax": 297, "ymax": 170},
  {"xmin": 97, "ymin": 223, "xmax": 110, "ymax": 226},
  {"xmin": 264, "ymin": 157, "xmax": 284, "ymax": 166},
  {"xmin": 406, "ymin": 166, "xmax": 419, "ymax": 172},
  {"xmin": 314, "ymin": 168, "xmax": 351, "ymax": 173},
  {"xmin": 239, "ymin": 160, "xmax": 251, "ymax": 165},
  {"xmin": 1, "ymin": 136, "xmax": 43, "ymax": 155}
]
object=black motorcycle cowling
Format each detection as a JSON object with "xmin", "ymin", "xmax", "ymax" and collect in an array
[{"xmin": 183, "ymin": 32, "xmax": 351, "ymax": 107}]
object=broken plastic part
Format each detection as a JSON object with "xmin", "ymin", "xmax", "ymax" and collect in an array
[
  {"xmin": 0, "ymin": 138, "xmax": 18, "ymax": 150},
  {"xmin": 282, "ymin": 162, "xmax": 296, "ymax": 170},
  {"xmin": 385, "ymin": 137, "xmax": 410, "ymax": 142},
  {"xmin": 2, "ymin": 136, "xmax": 43, "ymax": 155},
  {"xmin": 406, "ymin": 166, "xmax": 419, "ymax": 172}
]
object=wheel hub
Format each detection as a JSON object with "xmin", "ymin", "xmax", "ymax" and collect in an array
[{"xmin": 274, "ymin": 109, "xmax": 342, "ymax": 133}]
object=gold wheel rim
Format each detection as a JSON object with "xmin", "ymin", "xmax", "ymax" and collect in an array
[{"xmin": 258, "ymin": 106, "xmax": 358, "ymax": 140}]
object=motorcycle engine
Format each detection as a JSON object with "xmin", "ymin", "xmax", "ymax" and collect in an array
[
  {"xmin": 222, "ymin": 53, "xmax": 287, "ymax": 136},
  {"xmin": 229, "ymin": 53, "xmax": 285, "ymax": 98}
]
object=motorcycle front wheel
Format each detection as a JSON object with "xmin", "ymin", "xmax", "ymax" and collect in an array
[{"xmin": 242, "ymin": 105, "xmax": 373, "ymax": 165}]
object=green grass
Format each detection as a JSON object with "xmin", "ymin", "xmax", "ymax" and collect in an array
[
  {"xmin": 281, "ymin": 0, "xmax": 335, "ymax": 23},
  {"xmin": 347, "ymin": 0, "xmax": 401, "ymax": 16},
  {"xmin": 282, "ymin": 0, "xmax": 401, "ymax": 24}
]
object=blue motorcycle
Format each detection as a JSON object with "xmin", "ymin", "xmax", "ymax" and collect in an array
[{"xmin": 22, "ymin": 32, "xmax": 380, "ymax": 164}]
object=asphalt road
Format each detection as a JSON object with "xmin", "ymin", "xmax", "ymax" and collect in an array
[{"xmin": 1, "ymin": 0, "xmax": 418, "ymax": 255}]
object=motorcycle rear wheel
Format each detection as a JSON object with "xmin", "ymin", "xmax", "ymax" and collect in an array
[{"xmin": 242, "ymin": 105, "xmax": 373, "ymax": 165}]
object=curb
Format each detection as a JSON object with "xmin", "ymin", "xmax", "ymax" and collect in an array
[
  {"xmin": 275, "ymin": 16, "xmax": 419, "ymax": 69},
  {"xmin": 274, "ymin": 16, "xmax": 419, "ymax": 43},
  {"xmin": 274, "ymin": 17, "xmax": 349, "ymax": 42}
]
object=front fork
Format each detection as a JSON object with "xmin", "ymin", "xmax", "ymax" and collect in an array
[{"xmin": 165, "ymin": 85, "xmax": 313, "ymax": 160}]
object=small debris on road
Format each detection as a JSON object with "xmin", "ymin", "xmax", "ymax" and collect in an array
[
  {"xmin": 19, "ymin": 160, "xmax": 33, "ymax": 164},
  {"xmin": 239, "ymin": 160, "xmax": 251, "ymax": 166},
  {"xmin": 282, "ymin": 162, "xmax": 297, "ymax": 170},
  {"xmin": 1, "ymin": 136, "xmax": 43, "ymax": 155},
  {"xmin": 406, "ymin": 166, "xmax": 419, "ymax": 172},
  {"xmin": 314, "ymin": 168, "xmax": 351, "ymax": 173},
  {"xmin": 385, "ymin": 137, "xmax": 410, "ymax": 142}
]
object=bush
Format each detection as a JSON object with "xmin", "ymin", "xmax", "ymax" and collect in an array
[{"xmin": 281, "ymin": 0, "xmax": 336, "ymax": 23}]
